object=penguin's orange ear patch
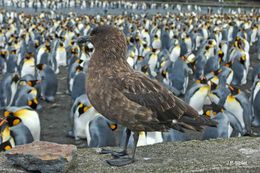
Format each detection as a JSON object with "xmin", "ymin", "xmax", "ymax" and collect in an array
[
  {"xmin": 27, "ymin": 81, "xmax": 32, "ymax": 86},
  {"xmin": 4, "ymin": 145, "xmax": 12, "ymax": 150},
  {"xmin": 12, "ymin": 118, "xmax": 21, "ymax": 126},
  {"xmin": 205, "ymin": 110, "xmax": 211, "ymax": 117},
  {"xmin": 28, "ymin": 100, "xmax": 32, "ymax": 106},
  {"xmin": 109, "ymin": 124, "xmax": 118, "ymax": 131},
  {"xmin": 4, "ymin": 111, "xmax": 10, "ymax": 117},
  {"xmin": 195, "ymin": 80, "xmax": 200, "ymax": 84}
]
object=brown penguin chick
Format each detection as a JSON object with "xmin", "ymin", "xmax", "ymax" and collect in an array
[{"xmin": 79, "ymin": 25, "xmax": 217, "ymax": 167}]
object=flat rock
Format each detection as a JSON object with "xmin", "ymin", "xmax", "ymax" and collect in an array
[{"xmin": 4, "ymin": 141, "xmax": 77, "ymax": 173}]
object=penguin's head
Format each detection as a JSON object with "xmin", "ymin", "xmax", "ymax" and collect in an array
[
  {"xmin": 59, "ymin": 42, "xmax": 64, "ymax": 47},
  {"xmin": 240, "ymin": 55, "xmax": 246, "ymax": 65},
  {"xmin": 181, "ymin": 56, "xmax": 187, "ymax": 61},
  {"xmin": 107, "ymin": 122, "xmax": 118, "ymax": 131},
  {"xmin": 224, "ymin": 61, "xmax": 232, "ymax": 68},
  {"xmin": 210, "ymin": 81, "xmax": 218, "ymax": 91},
  {"xmin": 203, "ymin": 108, "xmax": 213, "ymax": 118},
  {"xmin": 12, "ymin": 74, "xmax": 20, "ymax": 83},
  {"xmin": 152, "ymin": 48, "xmax": 157, "ymax": 53},
  {"xmin": 205, "ymin": 45, "xmax": 210, "ymax": 51},
  {"xmin": 228, "ymin": 85, "xmax": 240, "ymax": 96},
  {"xmin": 218, "ymin": 50, "xmax": 224, "ymax": 62},
  {"xmin": 76, "ymin": 65, "xmax": 83, "ymax": 73},
  {"xmin": 27, "ymin": 98, "xmax": 38, "ymax": 110},
  {"xmin": 137, "ymin": 55, "xmax": 144, "ymax": 61},
  {"xmin": 35, "ymin": 40, "xmax": 40, "ymax": 48},
  {"xmin": 77, "ymin": 103, "xmax": 92, "ymax": 116},
  {"xmin": 45, "ymin": 41, "xmax": 51, "ymax": 50},
  {"xmin": 70, "ymin": 39, "xmax": 75, "ymax": 46},
  {"xmin": 141, "ymin": 65, "xmax": 149, "ymax": 74},
  {"xmin": 0, "ymin": 119, "xmax": 12, "ymax": 151},
  {"xmin": 71, "ymin": 47, "xmax": 79, "ymax": 55},
  {"xmin": 3, "ymin": 111, "xmax": 21, "ymax": 127},
  {"xmin": 36, "ymin": 64, "xmax": 45, "ymax": 71},
  {"xmin": 85, "ymin": 44, "xmax": 94, "ymax": 53},
  {"xmin": 211, "ymin": 69, "xmax": 222, "ymax": 76},
  {"xmin": 0, "ymin": 50, "xmax": 7, "ymax": 58},
  {"xmin": 18, "ymin": 80, "xmax": 27, "ymax": 86},
  {"xmin": 212, "ymin": 105, "xmax": 224, "ymax": 115},
  {"xmin": 25, "ymin": 52, "xmax": 34, "ymax": 60},
  {"xmin": 196, "ymin": 76, "xmax": 207, "ymax": 84},
  {"xmin": 10, "ymin": 49, "xmax": 16, "ymax": 54},
  {"xmin": 135, "ymin": 36, "xmax": 140, "ymax": 43},
  {"xmin": 76, "ymin": 59, "xmax": 83, "ymax": 64},
  {"xmin": 143, "ymin": 42, "xmax": 148, "ymax": 48},
  {"xmin": 128, "ymin": 37, "xmax": 135, "ymax": 44},
  {"xmin": 161, "ymin": 69, "xmax": 168, "ymax": 79},
  {"xmin": 27, "ymin": 80, "xmax": 39, "ymax": 87},
  {"xmin": 235, "ymin": 37, "xmax": 243, "ymax": 49}
]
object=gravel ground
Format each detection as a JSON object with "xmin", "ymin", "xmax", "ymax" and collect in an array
[{"xmin": 2, "ymin": 137, "xmax": 260, "ymax": 173}]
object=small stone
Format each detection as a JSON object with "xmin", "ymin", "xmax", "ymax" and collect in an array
[{"xmin": 5, "ymin": 141, "xmax": 77, "ymax": 173}]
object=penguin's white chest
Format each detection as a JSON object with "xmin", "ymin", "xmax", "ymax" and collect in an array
[
  {"xmin": 227, "ymin": 123, "xmax": 233, "ymax": 138},
  {"xmin": 226, "ymin": 70, "xmax": 234, "ymax": 85},
  {"xmin": 152, "ymin": 40, "xmax": 161, "ymax": 50},
  {"xmin": 189, "ymin": 86, "xmax": 209, "ymax": 114},
  {"xmin": 148, "ymin": 54, "xmax": 158, "ymax": 70},
  {"xmin": 182, "ymin": 76, "xmax": 189, "ymax": 94},
  {"xmin": 170, "ymin": 46, "xmax": 181, "ymax": 62},
  {"xmin": 146, "ymin": 132, "xmax": 163, "ymax": 145},
  {"xmin": 56, "ymin": 47, "xmax": 67, "ymax": 66},
  {"xmin": 241, "ymin": 68, "xmax": 247, "ymax": 85},
  {"xmin": 127, "ymin": 57, "xmax": 134, "ymax": 67},
  {"xmin": 253, "ymin": 82, "xmax": 260, "ymax": 101},
  {"xmin": 74, "ymin": 108, "xmax": 98, "ymax": 139},
  {"xmin": 224, "ymin": 96, "xmax": 245, "ymax": 129},
  {"xmin": 36, "ymin": 47, "xmax": 46, "ymax": 64},
  {"xmin": 21, "ymin": 61, "xmax": 35, "ymax": 77}
]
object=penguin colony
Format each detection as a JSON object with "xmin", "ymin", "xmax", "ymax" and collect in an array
[{"xmin": 0, "ymin": 0, "xmax": 260, "ymax": 152}]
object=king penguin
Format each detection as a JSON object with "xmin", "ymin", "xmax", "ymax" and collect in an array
[
  {"xmin": 71, "ymin": 94, "xmax": 117, "ymax": 147},
  {"xmin": 251, "ymin": 74, "xmax": 260, "ymax": 127},
  {"xmin": 36, "ymin": 64, "xmax": 58, "ymax": 102},
  {"xmin": 71, "ymin": 66, "xmax": 86, "ymax": 102},
  {"xmin": 0, "ymin": 119, "xmax": 15, "ymax": 151},
  {"xmin": 223, "ymin": 86, "xmax": 253, "ymax": 135},
  {"xmin": 20, "ymin": 52, "xmax": 36, "ymax": 78},
  {"xmin": 202, "ymin": 106, "xmax": 244, "ymax": 140},
  {"xmin": 4, "ymin": 106, "xmax": 40, "ymax": 141},
  {"xmin": 185, "ymin": 77, "xmax": 210, "ymax": 114}
]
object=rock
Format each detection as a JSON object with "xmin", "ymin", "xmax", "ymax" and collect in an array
[{"xmin": 4, "ymin": 141, "xmax": 77, "ymax": 173}]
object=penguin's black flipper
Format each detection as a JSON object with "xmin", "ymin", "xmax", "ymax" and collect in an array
[{"xmin": 10, "ymin": 123, "xmax": 34, "ymax": 145}]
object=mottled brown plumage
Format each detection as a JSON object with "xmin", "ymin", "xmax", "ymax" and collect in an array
[
  {"xmin": 86, "ymin": 25, "xmax": 216, "ymax": 132},
  {"xmin": 83, "ymin": 25, "xmax": 216, "ymax": 166}
]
